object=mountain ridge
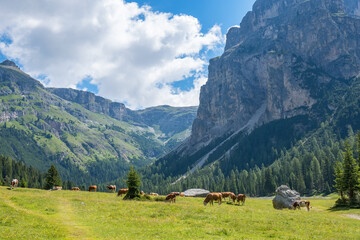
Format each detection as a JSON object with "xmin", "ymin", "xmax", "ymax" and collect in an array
[{"xmin": 0, "ymin": 61, "xmax": 197, "ymax": 184}]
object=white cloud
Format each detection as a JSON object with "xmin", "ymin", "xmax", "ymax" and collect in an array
[{"xmin": 0, "ymin": 0, "xmax": 224, "ymax": 109}]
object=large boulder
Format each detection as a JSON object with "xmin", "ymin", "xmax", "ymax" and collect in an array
[
  {"xmin": 272, "ymin": 185, "xmax": 300, "ymax": 209},
  {"xmin": 183, "ymin": 189, "xmax": 210, "ymax": 197}
]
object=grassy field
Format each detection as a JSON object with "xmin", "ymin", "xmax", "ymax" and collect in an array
[{"xmin": 1, "ymin": 187, "xmax": 360, "ymax": 239}]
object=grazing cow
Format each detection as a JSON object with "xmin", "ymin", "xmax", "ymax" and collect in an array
[
  {"xmin": 10, "ymin": 179, "xmax": 18, "ymax": 190},
  {"xmin": 52, "ymin": 186, "xmax": 62, "ymax": 191},
  {"xmin": 203, "ymin": 193, "xmax": 222, "ymax": 206},
  {"xmin": 236, "ymin": 194, "xmax": 246, "ymax": 205},
  {"xmin": 117, "ymin": 188, "xmax": 129, "ymax": 197},
  {"xmin": 165, "ymin": 193, "xmax": 177, "ymax": 203},
  {"xmin": 221, "ymin": 192, "xmax": 236, "ymax": 202},
  {"xmin": 292, "ymin": 200, "xmax": 311, "ymax": 211},
  {"xmin": 150, "ymin": 193, "xmax": 159, "ymax": 196},
  {"xmin": 230, "ymin": 193, "xmax": 237, "ymax": 203},
  {"xmin": 140, "ymin": 190, "xmax": 145, "ymax": 196},
  {"xmin": 106, "ymin": 185, "xmax": 116, "ymax": 192},
  {"xmin": 88, "ymin": 185, "xmax": 97, "ymax": 192},
  {"xmin": 72, "ymin": 187, "xmax": 80, "ymax": 191}
]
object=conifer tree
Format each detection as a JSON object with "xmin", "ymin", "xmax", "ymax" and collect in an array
[
  {"xmin": 334, "ymin": 141, "xmax": 360, "ymax": 203},
  {"xmin": 44, "ymin": 164, "xmax": 62, "ymax": 189},
  {"xmin": 357, "ymin": 132, "xmax": 360, "ymax": 166},
  {"xmin": 264, "ymin": 168, "xmax": 276, "ymax": 195},
  {"xmin": 124, "ymin": 166, "xmax": 141, "ymax": 200},
  {"xmin": 342, "ymin": 142, "xmax": 360, "ymax": 201},
  {"xmin": 334, "ymin": 160, "xmax": 345, "ymax": 199}
]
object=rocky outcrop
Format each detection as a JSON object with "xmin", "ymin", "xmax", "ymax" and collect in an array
[
  {"xmin": 48, "ymin": 88, "xmax": 133, "ymax": 121},
  {"xmin": 272, "ymin": 185, "xmax": 300, "ymax": 209},
  {"xmin": 183, "ymin": 189, "xmax": 210, "ymax": 197},
  {"xmin": 188, "ymin": 0, "xmax": 360, "ymax": 152},
  {"xmin": 0, "ymin": 60, "xmax": 19, "ymax": 69}
]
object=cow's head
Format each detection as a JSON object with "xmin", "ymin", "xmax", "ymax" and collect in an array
[{"xmin": 203, "ymin": 201, "xmax": 208, "ymax": 206}]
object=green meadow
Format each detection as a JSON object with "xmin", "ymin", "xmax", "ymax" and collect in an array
[{"xmin": 1, "ymin": 187, "xmax": 359, "ymax": 240}]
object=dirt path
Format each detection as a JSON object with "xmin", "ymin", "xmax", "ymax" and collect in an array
[
  {"xmin": 56, "ymin": 198, "xmax": 93, "ymax": 239},
  {"xmin": 346, "ymin": 214, "xmax": 360, "ymax": 220},
  {"xmin": 3, "ymin": 194, "xmax": 92, "ymax": 239}
]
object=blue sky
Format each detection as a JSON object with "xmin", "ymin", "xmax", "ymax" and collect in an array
[
  {"xmin": 0, "ymin": 0, "xmax": 255, "ymax": 109},
  {"xmin": 134, "ymin": 0, "xmax": 255, "ymax": 33}
]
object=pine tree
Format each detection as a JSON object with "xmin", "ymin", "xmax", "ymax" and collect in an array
[
  {"xmin": 124, "ymin": 166, "xmax": 141, "ymax": 200},
  {"xmin": 44, "ymin": 164, "xmax": 62, "ymax": 190},
  {"xmin": 334, "ymin": 160, "xmax": 345, "ymax": 199},
  {"xmin": 20, "ymin": 175, "xmax": 28, "ymax": 188},
  {"xmin": 264, "ymin": 168, "xmax": 276, "ymax": 195},
  {"xmin": 342, "ymin": 142, "xmax": 360, "ymax": 201},
  {"xmin": 356, "ymin": 131, "xmax": 360, "ymax": 166}
]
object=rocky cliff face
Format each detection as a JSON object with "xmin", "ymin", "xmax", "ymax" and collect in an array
[
  {"xmin": 189, "ymin": 0, "xmax": 360, "ymax": 150},
  {"xmin": 48, "ymin": 88, "xmax": 133, "ymax": 122}
]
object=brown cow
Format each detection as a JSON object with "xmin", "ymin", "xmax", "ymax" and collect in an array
[
  {"xmin": 107, "ymin": 185, "xmax": 116, "ymax": 192},
  {"xmin": 236, "ymin": 194, "xmax": 246, "ymax": 205},
  {"xmin": 222, "ymin": 192, "xmax": 236, "ymax": 202},
  {"xmin": 180, "ymin": 192, "xmax": 185, "ymax": 197},
  {"xmin": 230, "ymin": 193, "xmax": 237, "ymax": 203},
  {"xmin": 292, "ymin": 200, "xmax": 311, "ymax": 211},
  {"xmin": 10, "ymin": 179, "xmax": 18, "ymax": 190},
  {"xmin": 150, "ymin": 193, "xmax": 159, "ymax": 196},
  {"xmin": 203, "ymin": 193, "xmax": 222, "ymax": 206},
  {"xmin": 165, "ymin": 193, "xmax": 177, "ymax": 203},
  {"xmin": 72, "ymin": 187, "xmax": 80, "ymax": 191},
  {"xmin": 117, "ymin": 188, "xmax": 129, "ymax": 197},
  {"xmin": 88, "ymin": 185, "xmax": 97, "ymax": 192}
]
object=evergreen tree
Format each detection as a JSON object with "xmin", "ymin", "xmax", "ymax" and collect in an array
[
  {"xmin": 357, "ymin": 132, "xmax": 360, "ymax": 166},
  {"xmin": 44, "ymin": 164, "xmax": 62, "ymax": 190},
  {"xmin": 334, "ymin": 141, "xmax": 360, "ymax": 204},
  {"xmin": 334, "ymin": 160, "xmax": 345, "ymax": 199},
  {"xmin": 264, "ymin": 168, "xmax": 276, "ymax": 195},
  {"xmin": 124, "ymin": 166, "xmax": 141, "ymax": 200},
  {"xmin": 342, "ymin": 142, "xmax": 360, "ymax": 201}
]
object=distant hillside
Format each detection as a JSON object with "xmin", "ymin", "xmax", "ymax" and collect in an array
[{"xmin": 0, "ymin": 61, "xmax": 197, "ymax": 184}]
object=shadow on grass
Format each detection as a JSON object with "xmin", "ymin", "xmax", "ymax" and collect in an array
[
  {"xmin": 328, "ymin": 206, "xmax": 351, "ymax": 211},
  {"xmin": 328, "ymin": 205, "xmax": 360, "ymax": 211},
  {"xmin": 224, "ymin": 202, "xmax": 246, "ymax": 207}
]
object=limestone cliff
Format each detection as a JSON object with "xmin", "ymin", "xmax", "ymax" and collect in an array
[{"xmin": 189, "ymin": 0, "xmax": 360, "ymax": 152}]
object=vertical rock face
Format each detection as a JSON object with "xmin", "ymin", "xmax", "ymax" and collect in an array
[
  {"xmin": 48, "ymin": 88, "xmax": 131, "ymax": 121},
  {"xmin": 189, "ymin": 0, "xmax": 360, "ymax": 150}
]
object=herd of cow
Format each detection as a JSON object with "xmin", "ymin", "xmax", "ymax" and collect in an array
[{"xmin": 9, "ymin": 179, "xmax": 311, "ymax": 211}]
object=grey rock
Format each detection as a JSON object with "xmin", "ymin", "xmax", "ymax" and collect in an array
[
  {"xmin": 188, "ymin": 0, "xmax": 360, "ymax": 153},
  {"xmin": 183, "ymin": 189, "xmax": 210, "ymax": 197},
  {"xmin": 272, "ymin": 185, "xmax": 300, "ymax": 209},
  {"xmin": 0, "ymin": 60, "xmax": 19, "ymax": 69}
]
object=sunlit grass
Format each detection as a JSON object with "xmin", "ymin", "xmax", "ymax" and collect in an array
[{"xmin": 1, "ymin": 186, "xmax": 359, "ymax": 239}]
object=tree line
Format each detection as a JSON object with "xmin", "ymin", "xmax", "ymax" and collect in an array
[{"xmin": 141, "ymin": 126, "xmax": 359, "ymax": 197}]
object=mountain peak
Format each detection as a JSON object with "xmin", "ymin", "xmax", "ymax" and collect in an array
[{"xmin": 0, "ymin": 60, "xmax": 19, "ymax": 69}]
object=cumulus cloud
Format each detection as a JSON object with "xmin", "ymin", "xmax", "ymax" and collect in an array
[{"xmin": 0, "ymin": 0, "xmax": 224, "ymax": 109}]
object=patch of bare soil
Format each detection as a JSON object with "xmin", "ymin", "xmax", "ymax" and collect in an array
[{"xmin": 345, "ymin": 214, "xmax": 360, "ymax": 220}]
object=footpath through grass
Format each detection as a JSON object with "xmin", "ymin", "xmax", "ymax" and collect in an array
[{"xmin": 1, "ymin": 186, "xmax": 360, "ymax": 239}]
